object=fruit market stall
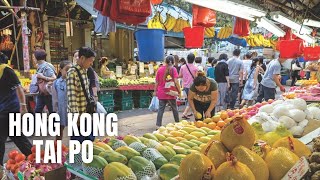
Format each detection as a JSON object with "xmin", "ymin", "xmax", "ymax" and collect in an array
[{"xmin": 284, "ymin": 83, "xmax": 320, "ymax": 102}]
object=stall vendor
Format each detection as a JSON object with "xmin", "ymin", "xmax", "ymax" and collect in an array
[{"xmin": 188, "ymin": 72, "xmax": 218, "ymax": 120}]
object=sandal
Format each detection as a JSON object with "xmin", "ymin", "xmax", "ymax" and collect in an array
[
  {"xmin": 187, "ymin": 113, "xmax": 193, "ymax": 117},
  {"xmin": 182, "ymin": 115, "xmax": 190, "ymax": 119}
]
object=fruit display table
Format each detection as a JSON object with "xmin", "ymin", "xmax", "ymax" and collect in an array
[{"xmin": 64, "ymin": 163, "xmax": 98, "ymax": 180}]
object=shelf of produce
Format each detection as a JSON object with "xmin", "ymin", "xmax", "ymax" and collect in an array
[
  {"xmin": 64, "ymin": 163, "xmax": 98, "ymax": 180},
  {"xmin": 99, "ymin": 87, "xmax": 119, "ymax": 91}
]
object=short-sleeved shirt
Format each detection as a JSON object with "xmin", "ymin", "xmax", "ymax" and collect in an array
[
  {"xmin": 179, "ymin": 63, "xmax": 198, "ymax": 88},
  {"xmin": 0, "ymin": 66, "xmax": 20, "ymax": 113},
  {"xmin": 227, "ymin": 57, "xmax": 244, "ymax": 83},
  {"xmin": 156, "ymin": 65, "xmax": 179, "ymax": 100},
  {"xmin": 261, "ymin": 60, "xmax": 281, "ymax": 88},
  {"xmin": 207, "ymin": 67, "xmax": 215, "ymax": 79},
  {"xmin": 215, "ymin": 60, "xmax": 229, "ymax": 83},
  {"xmin": 242, "ymin": 60, "xmax": 252, "ymax": 80},
  {"xmin": 190, "ymin": 78, "xmax": 218, "ymax": 103},
  {"xmin": 37, "ymin": 62, "xmax": 55, "ymax": 77}
]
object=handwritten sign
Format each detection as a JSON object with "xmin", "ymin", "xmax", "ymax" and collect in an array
[
  {"xmin": 148, "ymin": 64, "xmax": 154, "ymax": 74},
  {"xmin": 116, "ymin": 66, "xmax": 122, "ymax": 78},
  {"xmin": 281, "ymin": 157, "xmax": 310, "ymax": 180},
  {"xmin": 139, "ymin": 62, "xmax": 144, "ymax": 73},
  {"xmin": 130, "ymin": 65, "xmax": 137, "ymax": 75}
]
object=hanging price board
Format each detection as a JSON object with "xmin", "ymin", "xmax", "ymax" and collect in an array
[
  {"xmin": 116, "ymin": 66, "xmax": 122, "ymax": 78},
  {"xmin": 139, "ymin": 62, "xmax": 145, "ymax": 73},
  {"xmin": 148, "ymin": 64, "xmax": 154, "ymax": 74},
  {"xmin": 130, "ymin": 65, "xmax": 137, "ymax": 75}
]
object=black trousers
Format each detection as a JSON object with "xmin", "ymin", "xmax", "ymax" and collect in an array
[
  {"xmin": 194, "ymin": 100, "xmax": 215, "ymax": 121},
  {"xmin": 291, "ymin": 71, "xmax": 301, "ymax": 86}
]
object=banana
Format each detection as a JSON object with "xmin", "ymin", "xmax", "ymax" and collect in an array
[
  {"xmin": 147, "ymin": 19, "xmax": 153, "ymax": 29},
  {"xmin": 147, "ymin": 11, "xmax": 165, "ymax": 29},
  {"xmin": 205, "ymin": 27, "xmax": 215, "ymax": 37},
  {"xmin": 168, "ymin": 16, "xmax": 177, "ymax": 31}
]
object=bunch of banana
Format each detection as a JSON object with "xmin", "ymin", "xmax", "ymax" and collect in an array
[
  {"xmin": 147, "ymin": 12, "xmax": 164, "ymax": 29},
  {"xmin": 217, "ymin": 27, "xmax": 232, "ymax": 39},
  {"xmin": 270, "ymin": 40, "xmax": 278, "ymax": 49},
  {"xmin": 163, "ymin": 13, "xmax": 177, "ymax": 31},
  {"xmin": 172, "ymin": 18, "xmax": 191, "ymax": 33},
  {"xmin": 205, "ymin": 27, "xmax": 215, "ymax": 37},
  {"xmin": 262, "ymin": 39, "xmax": 271, "ymax": 47},
  {"xmin": 253, "ymin": 35, "xmax": 263, "ymax": 46}
]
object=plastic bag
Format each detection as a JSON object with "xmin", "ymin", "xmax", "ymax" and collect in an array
[
  {"xmin": 97, "ymin": 102, "xmax": 107, "ymax": 113},
  {"xmin": 192, "ymin": 5, "xmax": 216, "ymax": 27},
  {"xmin": 149, "ymin": 96, "xmax": 159, "ymax": 112},
  {"xmin": 119, "ymin": 0, "xmax": 152, "ymax": 17}
]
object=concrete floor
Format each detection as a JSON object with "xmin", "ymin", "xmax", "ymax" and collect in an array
[{"xmin": 3, "ymin": 107, "xmax": 185, "ymax": 163}]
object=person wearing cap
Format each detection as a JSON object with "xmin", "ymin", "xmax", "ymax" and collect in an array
[{"xmin": 0, "ymin": 52, "xmax": 32, "ymax": 165}]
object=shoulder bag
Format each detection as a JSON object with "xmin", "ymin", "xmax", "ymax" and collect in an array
[
  {"xmin": 185, "ymin": 64, "xmax": 195, "ymax": 79},
  {"xmin": 164, "ymin": 68, "xmax": 180, "ymax": 97},
  {"xmin": 73, "ymin": 67, "xmax": 97, "ymax": 114}
]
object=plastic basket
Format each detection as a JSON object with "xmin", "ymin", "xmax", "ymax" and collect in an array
[
  {"xmin": 67, "ymin": 153, "xmax": 83, "ymax": 170},
  {"xmin": 82, "ymin": 164, "xmax": 104, "ymax": 179}
]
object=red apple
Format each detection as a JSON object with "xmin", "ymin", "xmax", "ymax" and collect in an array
[{"xmin": 227, "ymin": 111, "xmax": 235, "ymax": 117}]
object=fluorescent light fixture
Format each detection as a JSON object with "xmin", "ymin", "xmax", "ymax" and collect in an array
[
  {"xmin": 270, "ymin": 11, "xmax": 312, "ymax": 35},
  {"xmin": 184, "ymin": 0, "xmax": 266, "ymax": 21},
  {"xmin": 292, "ymin": 30, "xmax": 316, "ymax": 44},
  {"xmin": 303, "ymin": 19, "xmax": 320, "ymax": 28},
  {"xmin": 256, "ymin": 17, "xmax": 285, "ymax": 37}
]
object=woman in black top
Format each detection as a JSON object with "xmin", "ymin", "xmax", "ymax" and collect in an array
[{"xmin": 214, "ymin": 54, "xmax": 230, "ymax": 111}]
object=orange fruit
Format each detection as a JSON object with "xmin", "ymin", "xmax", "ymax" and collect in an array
[
  {"xmin": 220, "ymin": 111, "xmax": 229, "ymax": 120},
  {"xmin": 195, "ymin": 121, "xmax": 204, "ymax": 128},
  {"xmin": 207, "ymin": 122, "xmax": 216, "ymax": 130},
  {"xmin": 215, "ymin": 126, "xmax": 221, "ymax": 130},
  {"xmin": 217, "ymin": 121, "xmax": 226, "ymax": 128}
]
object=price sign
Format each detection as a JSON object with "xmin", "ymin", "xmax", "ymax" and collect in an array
[
  {"xmin": 148, "ymin": 64, "xmax": 154, "ymax": 74},
  {"xmin": 130, "ymin": 65, "xmax": 137, "ymax": 75},
  {"xmin": 139, "ymin": 62, "xmax": 145, "ymax": 73},
  {"xmin": 116, "ymin": 66, "xmax": 122, "ymax": 78},
  {"xmin": 281, "ymin": 157, "xmax": 310, "ymax": 180}
]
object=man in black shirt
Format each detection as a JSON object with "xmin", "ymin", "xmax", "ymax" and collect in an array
[
  {"xmin": 0, "ymin": 52, "xmax": 32, "ymax": 165},
  {"xmin": 214, "ymin": 54, "xmax": 230, "ymax": 111}
]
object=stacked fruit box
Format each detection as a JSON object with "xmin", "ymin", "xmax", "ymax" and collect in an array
[
  {"xmin": 98, "ymin": 90, "xmax": 115, "ymax": 113},
  {"xmin": 133, "ymin": 91, "xmax": 152, "ymax": 109},
  {"xmin": 114, "ymin": 90, "xmax": 134, "ymax": 111}
]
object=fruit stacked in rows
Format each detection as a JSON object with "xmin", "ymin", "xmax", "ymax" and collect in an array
[
  {"xmin": 217, "ymin": 27, "xmax": 232, "ymax": 39},
  {"xmin": 148, "ymin": 12, "xmax": 191, "ymax": 33}
]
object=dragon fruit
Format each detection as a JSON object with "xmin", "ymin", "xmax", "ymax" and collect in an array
[
  {"xmin": 20, "ymin": 161, "xmax": 32, "ymax": 172},
  {"xmin": 38, "ymin": 165, "xmax": 52, "ymax": 176}
]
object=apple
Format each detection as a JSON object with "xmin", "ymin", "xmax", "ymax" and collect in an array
[{"xmin": 227, "ymin": 111, "xmax": 235, "ymax": 117}]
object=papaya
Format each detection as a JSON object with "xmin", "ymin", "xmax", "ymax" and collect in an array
[
  {"xmin": 190, "ymin": 132, "xmax": 206, "ymax": 138},
  {"xmin": 157, "ymin": 145, "xmax": 176, "ymax": 161},
  {"xmin": 165, "ymin": 137, "xmax": 179, "ymax": 144},
  {"xmin": 94, "ymin": 142, "xmax": 113, "ymax": 151},
  {"xmin": 200, "ymin": 127, "xmax": 212, "ymax": 133},
  {"xmin": 159, "ymin": 164, "xmax": 179, "ymax": 180},
  {"xmin": 143, "ymin": 133, "xmax": 159, "ymax": 141},
  {"xmin": 172, "ymin": 146, "xmax": 187, "ymax": 154},
  {"xmin": 99, "ymin": 151, "xmax": 128, "ymax": 164},
  {"xmin": 177, "ymin": 130, "xmax": 188, "ymax": 136},
  {"xmin": 174, "ymin": 137, "xmax": 187, "ymax": 142},
  {"xmin": 142, "ymin": 148, "xmax": 168, "ymax": 169},
  {"xmin": 169, "ymin": 154, "xmax": 186, "ymax": 166},
  {"xmin": 138, "ymin": 137, "xmax": 149, "ymax": 144},
  {"xmin": 193, "ymin": 128, "xmax": 207, "ymax": 135},
  {"xmin": 184, "ymin": 134, "xmax": 198, "ymax": 141},
  {"xmin": 128, "ymin": 156, "xmax": 156, "ymax": 179},
  {"xmin": 129, "ymin": 142, "xmax": 147, "ymax": 153},
  {"xmin": 154, "ymin": 133, "xmax": 166, "ymax": 142},
  {"xmin": 107, "ymin": 139, "xmax": 127, "ymax": 150},
  {"xmin": 192, "ymin": 146, "xmax": 201, "ymax": 151},
  {"xmin": 161, "ymin": 141, "xmax": 174, "ymax": 148},
  {"xmin": 83, "ymin": 155, "xmax": 108, "ymax": 169},
  {"xmin": 115, "ymin": 146, "xmax": 140, "ymax": 160},
  {"xmin": 180, "ymin": 141, "xmax": 198, "ymax": 148},
  {"xmin": 144, "ymin": 139, "xmax": 161, "ymax": 149},
  {"xmin": 186, "ymin": 149, "xmax": 199, "ymax": 154},
  {"xmin": 170, "ymin": 131, "xmax": 185, "ymax": 137},
  {"xmin": 199, "ymin": 136, "xmax": 211, "ymax": 143},
  {"xmin": 190, "ymin": 139, "xmax": 203, "ymax": 146},
  {"xmin": 123, "ymin": 135, "xmax": 141, "ymax": 145},
  {"xmin": 181, "ymin": 127, "xmax": 195, "ymax": 134},
  {"xmin": 93, "ymin": 145, "xmax": 105, "ymax": 155},
  {"xmin": 104, "ymin": 162, "xmax": 137, "ymax": 180},
  {"xmin": 208, "ymin": 130, "xmax": 220, "ymax": 135},
  {"xmin": 175, "ymin": 143, "xmax": 191, "ymax": 149}
]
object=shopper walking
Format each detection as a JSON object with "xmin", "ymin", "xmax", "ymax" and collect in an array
[
  {"xmin": 227, "ymin": 49, "xmax": 244, "ymax": 109},
  {"xmin": 173, "ymin": 55, "xmax": 181, "ymax": 74},
  {"xmin": 195, "ymin": 57, "xmax": 204, "ymax": 72},
  {"xmin": 257, "ymin": 58, "xmax": 286, "ymax": 102},
  {"xmin": 155, "ymin": 56, "xmax": 181, "ymax": 128},
  {"xmin": 239, "ymin": 53, "xmax": 252, "ymax": 104},
  {"xmin": 179, "ymin": 53, "xmax": 198, "ymax": 119},
  {"xmin": 291, "ymin": 58, "xmax": 302, "ymax": 86},
  {"xmin": 215, "ymin": 54, "xmax": 230, "ymax": 111},
  {"xmin": 52, "ymin": 61, "xmax": 72, "ymax": 140},
  {"xmin": 0, "ymin": 52, "xmax": 32, "ymax": 165},
  {"xmin": 240, "ymin": 58, "xmax": 260, "ymax": 108},
  {"xmin": 34, "ymin": 49, "xmax": 57, "ymax": 113},
  {"xmin": 188, "ymin": 72, "xmax": 218, "ymax": 120},
  {"xmin": 207, "ymin": 59, "xmax": 217, "ymax": 79},
  {"xmin": 67, "ymin": 47, "xmax": 96, "ymax": 143}
]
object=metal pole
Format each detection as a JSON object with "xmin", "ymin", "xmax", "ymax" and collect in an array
[{"xmin": 11, "ymin": 0, "xmax": 19, "ymax": 70}]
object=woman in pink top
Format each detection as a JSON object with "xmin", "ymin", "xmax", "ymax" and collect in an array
[{"xmin": 154, "ymin": 56, "xmax": 181, "ymax": 128}]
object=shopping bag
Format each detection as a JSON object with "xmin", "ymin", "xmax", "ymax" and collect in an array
[
  {"xmin": 149, "ymin": 96, "xmax": 159, "ymax": 112},
  {"xmin": 96, "ymin": 102, "xmax": 107, "ymax": 113}
]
